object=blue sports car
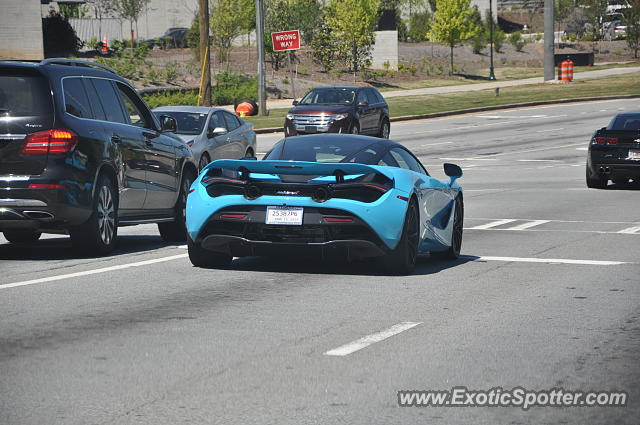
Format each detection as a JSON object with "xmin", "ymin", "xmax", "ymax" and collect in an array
[{"xmin": 186, "ymin": 134, "xmax": 463, "ymax": 275}]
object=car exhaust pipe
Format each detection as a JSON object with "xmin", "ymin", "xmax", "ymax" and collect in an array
[
  {"xmin": 23, "ymin": 211, "xmax": 54, "ymax": 220},
  {"xmin": 598, "ymin": 166, "xmax": 611, "ymax": 174}
]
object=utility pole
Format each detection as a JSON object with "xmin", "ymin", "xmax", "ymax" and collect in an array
[
  {"xmin": 199, "ymin": 0, "xmax": 211, "ymax": 106},
  {"xmin": 544, "ymin": 0, "xmax": 555, "ymax": 81},
  {"xmin": 489, "ymin": 0, "xmax": 496, "ymax": 80},
  {"xmin": 255, "ymin": 0, "xmax": 266, "ymax": 116}
]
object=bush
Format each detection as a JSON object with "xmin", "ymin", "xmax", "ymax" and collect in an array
[
  {"xmin": 211, "ymin": 72, "xmax": 257, "ymax": 105},
  {"xmin": 493, "ymin": 29, "xmax": 506, "ymax": 53},
  {"xmin": 164, "ymin": 61, "xmax": 180, "ymax": 82},
  {"xmin": 142, "ymin": 90, "xmax": 199, "ymax": 109},
  {"xmin": 471, "ymin": 30, "xmax": 487, "ymax": 54},
  {"xmin": 509, "ymin": 31, "xmax": 526, "ymax": 52},
  {"xmin": 94, "ymin": 45, "xmax": 152, "ymax": 81},
  {"xmin": 42, "ymin": 11, "xmax": 82, "ymax": 57}
]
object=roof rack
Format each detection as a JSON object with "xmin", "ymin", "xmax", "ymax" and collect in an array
[{"xmin": 40, "ymin": 58, "xmax": 117, "ymax": 75}]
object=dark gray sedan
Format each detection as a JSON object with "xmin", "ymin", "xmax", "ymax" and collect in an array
[{"xmin": 153, "ymin": 106, "xmax": 257, "ymax": 171}]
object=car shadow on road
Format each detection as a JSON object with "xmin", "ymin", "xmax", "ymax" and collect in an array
[
  {"xmin": 227, "ymin": 254, "xmax": 478, "ymax": 276},
  {"xmin": 0, "ymin": 234, "xmax": 182, "ymax": 261}
]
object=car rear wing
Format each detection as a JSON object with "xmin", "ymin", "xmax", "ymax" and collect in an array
[{"xmin": 203, "ymin": 159, "xmax": 396, "ymax": 181}]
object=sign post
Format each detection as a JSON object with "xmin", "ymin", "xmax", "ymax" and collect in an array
[{"xmin": 271, "ymin": 30, "xmax": 300, "ymax": 100}]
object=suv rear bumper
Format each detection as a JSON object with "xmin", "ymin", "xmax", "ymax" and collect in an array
[{"xmin": 0, "ymin": 186, "xmax": 92, "ymax": 231}]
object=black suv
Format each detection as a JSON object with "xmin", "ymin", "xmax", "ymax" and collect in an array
[
  {"xmin": 0, "ymin": 59, "xmax": 197, "ymax": 254},
  {"xmin": 284, "ymin": 86, "xmax": 390, "ymax": 138}
]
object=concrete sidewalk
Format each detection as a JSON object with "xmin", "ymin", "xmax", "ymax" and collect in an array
[{"xmin": 248, "ymin": 66, "xmax": 640, "ymax": 112}]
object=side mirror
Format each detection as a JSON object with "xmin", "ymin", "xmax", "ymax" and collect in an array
[
  {"xmin": 209, "ymin": 127, "xmax": 228, "ymax": 137},
  {"xmin": 160, "ymin": 115, "xmax": 177, "ymax": 133},
  {"xmin": 242, "ymin": 155, "xmax": 257, "ymax": 160},
  {"xmin": 292, "ymin": 100, "xmax": 299, "ymax": 106},
  {"xmin": 444, "ymin": 163, "xmax": 463, "ymax": 183}
]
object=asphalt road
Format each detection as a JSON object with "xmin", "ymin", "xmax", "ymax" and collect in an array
[{"xmin": 1, "ymin": 99, "xmax": 639, "ymax": 425}]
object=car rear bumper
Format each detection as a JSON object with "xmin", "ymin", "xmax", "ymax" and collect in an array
[
  {"xmin": 201, "ymin": 234, "xmax": 385, "ymax": 259},
  {"xmin": 588, "ymin": 155, "xmax": 640, "ymax": 179}
]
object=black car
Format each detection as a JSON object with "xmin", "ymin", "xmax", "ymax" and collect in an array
[
  {"xmin": 145, "ymin": 27, "xmax": 188, "ymax": 49},
  {"xmin": 0, "ymin": 59, "xmax": 198, "ymax": 254},
  {"xmin": 284, "ymin": 86, "xmax": 390, "ymax": 138},
  {"xmin": 586, "ymin": 113, "xmax": 640, "ymax": 188}
]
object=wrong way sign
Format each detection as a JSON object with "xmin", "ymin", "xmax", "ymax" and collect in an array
[{"xmin": 271, "ymin": 30, "xmax": 300, "ymax": 51}]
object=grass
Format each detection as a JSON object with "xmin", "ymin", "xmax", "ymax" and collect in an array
[{"xmin": 244, "ymin": 72, "xmax": 640, "ymax": 129}]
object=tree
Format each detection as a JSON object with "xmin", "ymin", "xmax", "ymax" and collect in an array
[
  {"xmin": 427, "ymin": 0, "xmax": 437, "ymax": 13},
  {"xmin": 408, "ymin": 10, "xmax": 430, "ymax": 42},
  {"xmin": 85, "ymin": 0, "xmax": 116, "ymax": 41},
  {"xmin": 624, "ymin": 0, "xmax": 640, "ymax": 58},
  {"xmin": 326, "ymin": 0, "xmax": 380, "ymax": 72},
  {"xmin": 580, "ymin": 0, "xmax": 608, "ymax": 41},
  {"xmin": 429, "ymin": 0, "xmax": 481, "ymax": 75},
  {"xmin": 210, "ymin": 0, "xmax": 251, "ymax": 65},
  {"xmin": 113, "ymin": 0, "xmax": 150, "ymax": 45},
  {"xmin": 555, "ymin": 0, "xmax": 575, "ymax": 46},
  {"xmin": 310, "ymin": 20, "xmax": 341, "ymax": 71}
]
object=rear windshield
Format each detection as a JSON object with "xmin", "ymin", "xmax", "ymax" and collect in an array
[
  {"xmin": 0, "ymin": 72, "xmax": 53, "ymax": 118},
  {"xmin": 609, "ymin": 115, "xmax": 640, "ymax": 131},
  {"xmin": 153, "ymin": 111, "xmax": 207, "ymax": 135},
  {"xmin": 264, "ymin": 137, "xmax": 377, "ymax": 163}
]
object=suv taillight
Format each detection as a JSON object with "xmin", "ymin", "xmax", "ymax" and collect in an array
[{"xmin": 21, "ymin": 129, "xmax": 78, "ymax": 155}]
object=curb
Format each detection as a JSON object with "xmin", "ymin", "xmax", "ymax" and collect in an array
[{"xmin": 253, "ymin": 94, "xmax": 640, "ymax": 135}]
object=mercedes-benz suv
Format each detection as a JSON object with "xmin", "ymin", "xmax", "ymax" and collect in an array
[
  {"xmin": 0, "ymin": 59, "xmax": 197, "ymax": 254},
  {"xmin": 284, "ymin": 86, "xmax": 390, "ymax": 138}
]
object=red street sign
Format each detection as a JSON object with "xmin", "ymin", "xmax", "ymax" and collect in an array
[{"xmin": 271, "ymin": 30, "xmax": 300, "ymax": 52}]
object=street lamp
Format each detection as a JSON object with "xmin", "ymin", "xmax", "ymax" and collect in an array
[{"xmin": 489, "ymin": 0, "xmax": 496, "ymax": 80}]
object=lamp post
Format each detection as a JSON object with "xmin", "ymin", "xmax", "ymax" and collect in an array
[{"xmin": 489, "ymin": 0, "xmax": 496, "ymax": 80}]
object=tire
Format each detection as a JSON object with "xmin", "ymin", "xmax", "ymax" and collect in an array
[
  {"xmin": 351, "ymin": 121, "xmax": 360, "ymax": 135},
  {"xmin": 158, "ymin": 170, "xmax": 195, "ymax": 242},
  {"xmin": 586, "ymin": 167, "xmax": 607, "ymax": 189},
  {"xmin": 3, "ymin": 230, "xmax": 41, "ymax": 244},
  {"xmin": 432, "ymin": 196, "xmax": 464, "ymax": 260},
  {"xmin": 378, "ymin": 118, "xmax": 390, "ymax": 139},
  {"xmin": 382, "ymin": 199, "xmax": 419, "ymax": 275},
  {"xmin": 198, "ymin": 154, "xmax": 210, "ymax": 172},
  {"xmin": 69, "ymin": 175, "xmax": 117, "ymax": 255},
  {"xmin": 187, "ymin": 235, "xmax": 232, "ymax": 268}
]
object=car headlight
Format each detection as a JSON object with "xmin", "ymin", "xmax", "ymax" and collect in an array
[
  {"xmin": 286, "ymin": 114, "xmax": 294, "ymax": 120},
  {"xmin": 332, "ymin": 113, "xmax": 349, "ymax": 121}
]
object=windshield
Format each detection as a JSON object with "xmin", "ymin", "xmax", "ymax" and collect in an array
[
  {"xmin": 299, "ymin": 88, "xmax": 356, "ymax": 106},
  {"xmin": 153, "ymin": 111, "xmax": 207, "ymax": 135},
  {"xmin": 264, "ymin": 136, "xmax": 378, "ymax": 163}
]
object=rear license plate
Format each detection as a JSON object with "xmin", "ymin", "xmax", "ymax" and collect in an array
[
  {"xmin": 266, "ymin": 206, "xmax": 303, "ymax": 225},
  {"xmin": 305, "ymin": 126, "xmax": 317, "ymax": 133},
  {"xmin": 628, "ymin": 149, "xmax": 640, "ymax": 160}
]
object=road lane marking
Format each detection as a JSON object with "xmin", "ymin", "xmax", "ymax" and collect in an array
[
  {"xmin": 617, "ymin": 225, "xmax": 640, "ymax": 234},
  {"xmin": 0, "ymin": 254, "xmax": 188, "ymax": 290},
  {"xmin": 503, "ymin": 220, "xmax": 551, "ymax": 231},
  {"xmin": 517, "ymin": 159, "xmax": 562, "ymax": 162},
  {"xmin": 420, "ymin": 141, "xmax": 453, "ymax": 147},
  {"xmin": 470, "ymin": 256, "xmax": 627, "ymax": 266},
  {"xmin": 536, "ymin": 128, "xmax": 565, "ymax": 133},
  {"xmin": 324, "ymin": 322, "xmax": 422, "ymax": 356},
  {"xmin": 468, "ymin": 219, "xmax": 517, "ymax": 230}
]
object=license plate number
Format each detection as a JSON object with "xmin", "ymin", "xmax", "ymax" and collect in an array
[
  {"xmin": 265, "ymin": 206, "xmax": 303, "ymax": 225},
  {"xmin": 628, "ymin": 149, "xmax": 640, "ymax": 160},
  {"xmin": 305, "ymin": 126, "xmax": 317, "ymax": 133}
]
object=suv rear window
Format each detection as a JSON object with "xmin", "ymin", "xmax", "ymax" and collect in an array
[{"xmin": 0, "ymin": 72, "xmax": 53, "ymax": 118}]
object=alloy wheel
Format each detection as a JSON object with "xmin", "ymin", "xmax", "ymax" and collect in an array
[{"xmin": 97, "ymin": 185, "xmax": 115, "ymax": 245}]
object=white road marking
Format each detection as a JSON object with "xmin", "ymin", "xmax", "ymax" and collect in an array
[
  {"xmin": 617, "ymin": 225, "xmax": 640, "ymax": 234},
  {"xmin": 324, "ymin": 322, "xmax": 422, "ymax": 356},
  {"xmin": 0, "ymin": 254, "xmax": 188, "ymax": 290},
  {"xmin": 440, "ymin": 157, "xmax": 498, "ymax": 161},
  {"xmin": 536, "ymin": 128, "xmax": 565, "ymax": 133},
  {"xmin": 401, "ymin": 115, "xmax": 565, "ymax": 136},
  {"xmin": 468, "ymin": 219, "xmax": 517, "ymax": 230},
  {"xmin": 576, "ymin": 147, "xmax": 588, "ymax": 151},
  {"xmin": 472, "ymin": 256, "xmax": 627, "ymax": 266},
  {"xmin": 503, "ymin": 220, "xmax": 551, "ymax": 231}
]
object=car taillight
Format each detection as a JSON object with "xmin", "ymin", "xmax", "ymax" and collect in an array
[
  {"xmin": 594, "ymin": 137, "xmax": 618, "ymax": 145},
  {"xmin": 21, "ymin": 129, "xmax": 77, "ymax": 155}
]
